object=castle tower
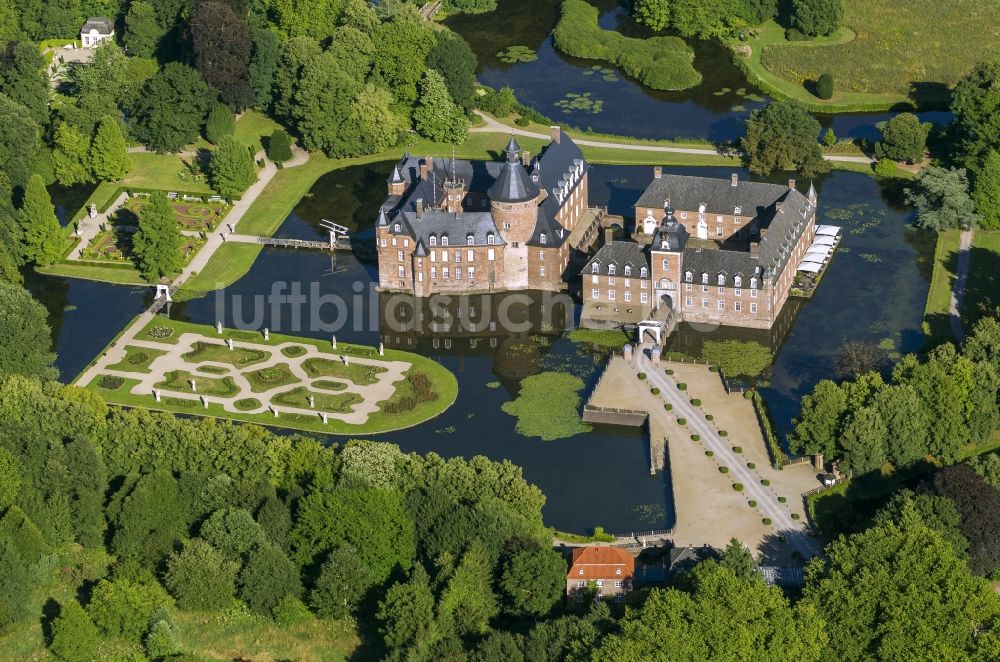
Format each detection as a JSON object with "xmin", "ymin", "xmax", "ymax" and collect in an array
[
  {"xmin": 489, "ymin": 136, "xmax": 540, "ymax": 245},
  {"xmin": 443, "ymin": 152, "xmax": 465, "ymax": 213},
  {"xmin": 387, "ymin": 164, "xmax": 405, "ymax": 196}
]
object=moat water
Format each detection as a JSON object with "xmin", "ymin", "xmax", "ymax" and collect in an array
[
  {"xmin": 446, "ymin": 0, "xmax": 952, "ymax": 142},
  {"xmin": 40, "ymin": 160, "xmax": 929, "ymax": 534}
]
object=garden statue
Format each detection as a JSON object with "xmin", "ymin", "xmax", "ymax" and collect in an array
[
  {"xmin": 201, "ymin": 395, "xmax": 208, "ymax": 408},
  {"xmin": 321, "ymin": 412, "xmax": 328, "ymax": 424},
  {"xmin": 89, "ymin": 203, "xmax": 97, "ymax": 219},
  {"xmin": 341, "ymin": 355, "xmax": 349, "ymax": 365},
  {"xmin": 226, "ymin": 338, "xmax": 234, "ymax": 350},
  {"xmin": 271, "ymin": 407, "xmax": 279, "ymax": 417},
  {"xmin": 308, "ymin": 396, "xmax": 315, "ymax": 408},
  {"xmin": 331, "ymin": 335, "xmax": 337, "ymax": 349},
  {"xmin": 190, "ymin": 379, "xmax": 197, "ymax": 393},
  {"xmin": 263, "ymin": 328, "xmax": 269, "ymax": 340},
  {"xmin": 378, "ymin": 342, "xmax": 384, "ymax": 356},
  {"xmin": 216, "ymin": 321, "xmax": 223, "ymax": 334},
  {"xmin": 153, "ymin": 389, "xmax": 161, "ymax": 402}
]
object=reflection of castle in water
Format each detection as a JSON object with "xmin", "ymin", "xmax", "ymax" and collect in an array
[
  {"xmin": 666, "ymin": 294, "xmax": 805, "ymax": 359},
  {"xmin": 379, "ymin": 290, "xmax": 575, "ymax": 381}
]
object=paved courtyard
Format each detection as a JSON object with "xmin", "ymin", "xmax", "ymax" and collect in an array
[{"xmin": 78, "ymin": 331, "xmax": 412, "ymax": 425}]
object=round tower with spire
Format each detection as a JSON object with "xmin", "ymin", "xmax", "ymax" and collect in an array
[{"xmin": 489, "ymin": 136, "xmax": 540, "ymax": 245}]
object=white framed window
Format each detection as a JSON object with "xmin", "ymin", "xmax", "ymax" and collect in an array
[
  {"xmin": 455, "ymin": 267, "xmax": 463, "ymax": 279},
  {"xmin": 717, "ymin": 227, "xmax": 723, "ymax": 237},
  {"xmin": 734, "ymin": 275, "xmax": 742, "ymax": 287},
  {"xmin": 592, "ymin": 288, "xmax": 600, "ymax": 299},
  {"xmin": 661, "ymin": 258, "xmax": 668, "ymax": 270},
  {"xmin": 608, "ymin": 264, "xmax": 616, "ymax": 276},
  {"xmin": 641, "ymin": 266, "xmax": 648, "ymax": 278},
  {"xmin": 441, "ymin": 236, "xmax": 448, "ymax": 246},
  {"xmin": 592, "ymin": 262, "xmax": 599, "ymax": 273},
  {"xmin": 392, "ymin": 236, "xmax": 397, "ymax": 247},
  {"xmin": 702, "ymin": 284, "xmax": 709, "ymax": 293},
  {"xmin": 487, "ymin": 248, "xmax": 495, "ymax": 261},
  {"xmin": 624, "ymin": 278, "xmax": 631, "ymax": 289},
  {"xmin": 608, "ymin": 277, "xmax": 615, "ymax": 286},
  {"xmin": 442, "ymin": 250, "xmax": 448, "ymax": 261},
  {"xmin": 750, "ymin": 277, "xmax": 758, "ymax": 289},
  {"xmin": 380, "ymin": 238, "xmax": 386, "ymax": 247},
  {"xmin": 429, "ymin": 236, "xmax": 437, "ymax": 246},
  {"xmin": 624, "ymin": 291, "xmax": 632, "ymax": 302},
  {"xmin": 685, "ymin": 297, "xmax": 693, "ymax": 306},
  {"xmin": 430, "ymin": 251, "xmax": 436, "ymax": 263},
  {"xmin": 467, "ymin": 249, "xmax": 474, "ymax": 261},
  {"xmin": 540, "ymin": 233, "xmax": 547, "ymax": 244},
  {"xmin": 701, "ymin": 273, "xmax": 709, "ymax": 285},
  {"xmin": 397, "ymin": 250, "xmax": 403, "ymax": 262},
  {"xmin": 487, "ymin": 233, "xmax": 495, "ymax": 245},
  {"xmin": 455, "ymin": 251, "xmax": 461, "ymax": 263},
  {"xmin": 403, "ymin": 238, "xmax": 409, "ymax": 248},
  {"xmin": 751, "ymin": 289, "xmax": 758, "ymax": 298},
  {"xmin": 540, "ymin": 266, "xmax": 545, "ymax": 276},
  {"xmin": 596, "ymin": 580, "xmax": 604, "ymax": 587},
  {"xmin": 718, "ymin": 286, "xmax": 725, "ymax": 295},
  {"xmin": 431, "ymin": 266, "xmax": 437, "ymax": 279},
  {"xmin": 685, "ymin": 283, "xmax": 693, "ymax": 292},
  {"xmin": 467, "ymin": 234, "xmax": 474, "ymax": 245},
  {"xmin": 539, "ymin": 250, "xmax": 545, "ymax": 261},
  {"xmin": 702, "ymin": 299, "xmax": 708, "ymax": 308},
  {"xmin": 735, "ymin": 301, "xmax": 741, "ymax": 312},
  {"xmin": 609, "ymin": 290, "xmax": 616, "ymax": 301},
  {"xmin": 624, "ymin": 265, "xmax": 631, "ymax": 276},
  {"xmin": 394, "ymin": 223, "xmax": 400, "ymax": 231},
  {"xmin": 735, "ymin": 288, "xmax": 741, "ymax": 297},
  {"xmin": 614, "ymin": 581, "xmax": 624, "ymax": 588},
  {"xmin": 417, "ymin": 271, "xmax": 423, "ymax": 282},
  {"xmin": 468, "ymin": 266, "xmax": 475, "ymax": 280},
  {"xmin": 442, "ymin": 267, "xmax": 449, "ymax": 279},
  {"xmin": 718, "ymin": 300, "xmax": 725, "ymax": 310},
  {"xmin": 640, "ymin": 292, "xmax": 648, "ymax": 303},
  {"xmin": 397, "ymin": 265, "xmax": 404, "ymax": 278},
  {"xmin": 680, "ymin": 212, "xmax": 687, "ymax": 219},
  {"xmin": 751, "ymin": 303, "xmax": 758, "ymax": 313},
  {"xmin": 685, "ymin": 271, "xmax": 693, "ymax": 283}
]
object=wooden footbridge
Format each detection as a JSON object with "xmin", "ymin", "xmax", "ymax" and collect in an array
[{"xmin": 227, "ymin": 219, "xmax": 352, "ymax": 251}]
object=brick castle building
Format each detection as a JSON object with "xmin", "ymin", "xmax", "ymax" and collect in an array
[
  {"xmin": 581, "ymin": 169, "xmax": 818, "ymax": 332},
  {"xmin": 375, "ymin": 129, "xmax": 590, "ymax": 295}
]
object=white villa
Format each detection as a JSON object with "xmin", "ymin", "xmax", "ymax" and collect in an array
[{"xmin": 80, "ymin": 18, "xmax": 114, "ymax": 48}]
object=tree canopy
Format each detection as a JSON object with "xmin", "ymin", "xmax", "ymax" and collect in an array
[
  {"xmin": 701, "ymin": 339, "xmax": 773, "ymax": 377},
  {"xmin": 905, "ymin": 166, "xmax": 980, "ymax": 231},
  {"xmin": 742, "ymin": 101, "xmax": 828, "ymax": 178},
  {"xmin": 132, "ymin": 63, "xmax": 212, "ymax": 153},
  {"xmin": 132, "ymin": 191, "xmax": 183, "ymax": 281}
]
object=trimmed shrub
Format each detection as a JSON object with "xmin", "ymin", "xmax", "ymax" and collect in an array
[
  {"xmin": 762, "ymin": 517, "xmax": 772, "ymax": 525},
  {"xmin": 719, "ymin": 466, "xmax": 729, "ymax": 474},
  {"xmin": 690, "ymin": 398, "xmax": 701, "ymax": 406},
  {"xmin": 267, "ymin": 129, "xmax": 293, "ymax": 162},
  {"xmin": 709, "ymin": 365, "xmax": 719, "ymax": 372},
  {"xmin": 677, "ymin": 418, "xmax": 687, "ymax": 425},
  {"xmin": 705, "ymin": 414, "xmax": 714, "ymax": 421},
  {"xmin": 705, "ymin": 450, "xmax": 714, "ymax": 457},
  {"xmin": 650, "ymin": 387, "xmax": 660, "ymax": 395},
  {"xmin": 732, "ymin": 446, "xmax": 742, "ymax": 453},
  {"xmin": 816, "ymin": 73, "xmax": 834, "ymax": 99},
  {"xmin": 664, "ymin": 403, "xmax": 673, "ymax": 411},
  {"xmin": 733, "ymin": 483, "xmax": 744, "ymax": 492},
  {"xmin": 743, "ymin": 391, "xmax": 753, "ymax": 399},
  {"xmin": 761, "ymin": 479, "xmax": 771, "ymax": 486},
  {"xmin": 791, "ymin": 513, "xmax": 801, "ymax": 520},
  {"xmin": 665, "ymin": 369, "xmax": 674, "ymax": 375},
  {"xmin": 778, "ymin": 496, "xmax": 787, "ymax": 503},
  {"xmin": 874, "ymin": 158, "xmax": 897, "ymax": 177},
  {"xmin": 98, "ymin": 375, "xmax": 125, "ymax": 390},
  {"xmin": 678, "ymin": 383, "xmax": 688, "ymax": 391},
  {"xmin": 747, "ymin": 462, "xmax": 756, "ymax": 469},
  {"xmin": 719, "ymin": 430, "xmax": 729, "ymax": 437},
  {"xmin": 691, "ymin": 434, "xmax": 700, "ymax": 441},
  {"xmin": 748, "ymin": 500, "xmax": 757, "ymax": 507},
  {"xmin": 638, "ymin": 372, "xmax": 647, "ymax": 380}
]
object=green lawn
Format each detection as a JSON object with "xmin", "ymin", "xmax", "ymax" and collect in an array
[
  {"xmin": 156, "ymin": 369, "xmax": 241, "ymax": 397},
  {"xmin": 922, "ymin": 230, "xmax": 962, "ymax": 342},
  {"xmin": 302, "ymin": 357, "xmax": 387, "ymax": 386},
  {"xmin": 88, "ymin": 318, "xmax": 458, "ymax": 435},
  {"xmin": 245, "ymin": 363, "xmax": 298, "ymax": 393},
  {"xmin": 35, "ymin": 261, "xmax": 146, "ymax": 285},
  {"xmin": 121, "ymin": 152, "xmax": 214, "ymax": 193},
  {"xmin": 273, "ymin": 386, "xmax": 363, "ymax": 413},
  {"xmin": 749, "ymin": 1, "xmax": 1000, "ymax": 110},
  {"xmin": 234, "ymin": 110, "xmax": 284, "ymax": 154},
  {"xmin": 107, "ymin": 346, "xmax": 167, "ymax": 373},
  {"xmin": 963, "ymin": 231, "xmax": 1000, "ymax": 327},
  {"xmin": 182, "ymin": 341, "xmax": 271, "ymax": 367},
  {"xmin": 177, "ymin": 242, "xmax": 263, "ymax": 298}
]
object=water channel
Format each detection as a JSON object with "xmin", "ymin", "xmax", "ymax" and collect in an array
[
  {"xmin": 40, "ymin": 158, "xmax": 929, "ymax": 533},
  {"xmin": 446, "ymin": 0, "xmax": 952, "ymax": 142}
]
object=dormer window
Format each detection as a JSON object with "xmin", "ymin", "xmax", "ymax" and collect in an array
[
  {"xmin": 615, "ymin": 568, "xmax": 622, "ymax": 575},
  {"xmin": 734, "ymin": 206, "xmax": 742, "ymax": 215},
  {"xmin": 717, "ymin": 274, "xmax": 725, "ymax": 286},
  {"xmin": 540, "ymin": 233, "xmax": 547, "ymax": 244},
  {"xmin": 429, "ymin": 236, "xmax": 437, "ymax": 246},
  {"xmin": 441, "ymin": 236, "xmax": 448, "ymax": 246},
  {"xmin": 394, "ymin": 224, "xmax": 400, "ymax": 232},
  {"xmin": 640, "ymin": 267, "xmax": 647, "ymax": 278},
  {"xmin": 624, "ymin": 265, "xmax": 631, "ymax": 276},
  {"xmin": 592, "ymin": 262, "xmax": 599, "ymax": 273},
  {"xmin": 750, "ymin": 277, "xmax": 758, "ymax": 289},
  {"xmin": 608, "ymin": 265, "xmax": 616, "ymax": 276},
  {"xmin": 487, "ymin": 233, "xmax": 495, "ymax": 245},
  {"xmin": 734, "ymin": 275, "xmax": 742, "ymax": 287},
  {"xmin": 685, "ymin": 270, "xmax": 693, "ymax": 283},
  {"xmin": 467, "ymin": 234, "xmax": 474, "ymax": 245},
  {"xmin": 701, "ymin": 273, "xmax": 708, "ymax": 285}
]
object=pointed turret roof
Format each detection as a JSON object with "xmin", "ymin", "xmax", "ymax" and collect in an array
[
  {"xmin": 488, "ymin": 137, "xmax": 539, "ymax": 203},
  {"xmin": 807, "ymin": 181, "xmax": 817, "ymax": 200},
  {"xmin": 413, "ymin": 239, "xmax": 428, "ymax": 257},
  {"xmin": 377, "ymin": 207, "xmax": 389, "ymax": 226},
  {"xmin": 387, "ymin": 164, "xmax": 404, "ymax": 184}
]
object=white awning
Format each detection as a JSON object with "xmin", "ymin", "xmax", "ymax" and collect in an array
[
  {"xmin": 816, "ymin": 225, "xmax": 841, "ymax": 237},
  {"xmin": 812, "ymin": 234, "xmax": 837, "ymax": 246},
  {"xmin": 797, "ymin": 260, "xmax": 824, "ymax": 273},
  {"xmin": 806, "ymin": 245, "xmax": 832, "ymax": 257}
]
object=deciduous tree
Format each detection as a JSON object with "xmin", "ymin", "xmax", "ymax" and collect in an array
[
  {"xmin": 49, "ymin": 599, "xmax": 99, "ymax": 662},
  {"xmin": 0, "ymin": 281, "xmax": 57, "ymax": 381},
  {"xmin": 926, "ymin": 464, "xmax": 1000, "ymax": 576},
  {"xmin": 875, "ymin": 113, "xmax": 929, "ymax": 163},
  {"xmin": 0, "ymin": 41, "xmax": 48, "ymax": 129},
  {"xmin": 190, "ymin": 1, "xmax": 255, "ymax": 110},
  {"xmin": 199, "ymin": 507, "xmax": 268, "ymax": 561},
  {"xmin": 237, "ymin": 542, "xmax": 302, "ymax": 615},
  {"xmin": 701, "ymin": 339, "xmax": 773, "ymax": 377},
  {"xmin": 164, "ymin": 538, "xmax": 238, "ymax": 610},
  {"xmin": 86, "ymin": 578, "xmax": 174, "ymax": 640},
  {"xmin": 310, "ymin": 545, "xmax": 376, "ymax": 618},
  {"xmin": 742, "ymin": 100, "xmax": 828, "ymax": 178},
  {"xmin": 427, "ymin": 31, "xmax": 478, "ymax": 107},
  {"xmin": 499, "ymin": 546, "xmax": 566, "ymax": 616},
  {"xmin": 0, "ymin": 93, "xmax": 39, "ymax": 187},
  {"xmin": 791, "ymin": 0, "xmax": 843, "ymax": 37},
  {"xmin": 124, "ymin": 0, "xmax": 162, "ymax": 57},
  {"xmin": 788, "ymin": 379, "xmax": 846, "ymax": 458},
  {"xmin": 53, "ymin": 123, "xmax": 92, "ymax": 186},
  {"xmin": 266, "ymin": 128, "xmax": 293, "ymax": 163},
  {"xmin": 972, "ymin": 149, "xmax": 1000, "ymax": 229},
  {"xmin": 950, "ymin": 60, "xmax": 1000, "ymax": 170},
  {"xmin": 372, "ymin": 18, "xmax": 436, "ymax": 105},
  {"xmin": 378, "ymin": 564, "xmax": 439, "ymax": 657},
  {"xmin": 132, "ymin": 192, "xmax": 183, "ymax": 281},
  {"xmin": 132, "ymin": 63, "xmax": 211, "ymax": 153},
  {"xmin": 205, "ymin": 103, "xmax": 236, "ymax": 145},
  {"xmin": 248, "ymin": 27, "xmax": 280, "ymax": 111}
]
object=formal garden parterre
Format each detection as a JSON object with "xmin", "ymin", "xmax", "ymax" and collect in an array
[{"xmin": 78, "ymin": 318, "xmax": 457, "ymax": 434}]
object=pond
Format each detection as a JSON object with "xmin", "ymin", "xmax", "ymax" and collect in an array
[
  {"xmin": 46, "ymin": 160, "xmax": 927, "ymax": 534},
  {"xmin": 446, "ymin": 0, "xmax": 952, "ymax": 142}
]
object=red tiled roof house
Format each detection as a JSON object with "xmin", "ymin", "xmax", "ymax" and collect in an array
[{"xmin": 566, "ymin": 545, "xmax": 635, "ymax": 603}]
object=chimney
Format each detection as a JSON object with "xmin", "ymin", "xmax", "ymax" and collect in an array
[
  {"xmin": 522, "ymin": 150, "xmax": 530, "ymax": 167},
  {"xmin": 760, "ymin": 228, "xmax": 768, "ymax": 240},
  {"xmin": 750, "ymin": 241, "xmax": 759, "ymax": 255},
  {"xmin": 419, "ymin": 157, "xmax": 434, "ymax": 180},
  {"xmin": 788, "ymin": 178, "xmax": 796, "ymax": 190},
  {"xmin": 604, "ymin": 227, "xmax": 614, "ymax": 245},
  {"xmin": 775, "ymin": 202, "xmax": 783, "ymax": 212},
  {"xmin": 419, "ymin": 163, "xmax": 428, "ymax": 180},
  {"xmin": 653, "ymin": 166, "xmax": 662, "ymax": 179},
  {"xmin": 731, "ymin": 173, "xmax": 738, "ymax": 187},
  {"xmin": 550, "ymin": 126, "xmax": 561, "ymax": 144},
  {"xmin": 416, "ymin": 198, "xmax": 423, "ymax": 218}
]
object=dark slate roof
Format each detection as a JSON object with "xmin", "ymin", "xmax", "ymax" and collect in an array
[
  {"xmin": 487, "ymin": 155, "xmax": 539, "ymax": 204},
  {"xmin": 505, "ymin": 135, "xmax": 521, "ymax": 154},
  {"xmin": 636, "ymin": 174, "xmax": 792, "ymax": 220},
  {"xmin": 681, "ymin": 248, "xmax": 758, "ymax": 287},
  {"xmin": 650, "ymin": 216, "xmax": 689, "ymax": 253},
  {"xmin": 393, "ymin": 210, "xmax": 504, "ymax": 247},
  {"xmin": 82, "ymin": 17, "xmax": 114, "ymax": 33},
  {"xmin": 387, "ymin": 165, "xmax": 403, "ymax": 184},
  {"xmin": 756, "ymin": 189, "xmax": 814, "ymax": 280},
  {"xmin": 413, "ymin": 239, "xmax": 427, "ymax": 257},
  {"xmin": 528, "ymin": 130, "xmax": 588, "ymax": 248},
  {"xmin": 581, "ymin": 241, "xmax": 649, "ymax": 277}
]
